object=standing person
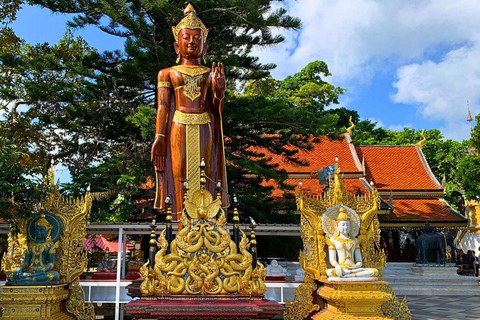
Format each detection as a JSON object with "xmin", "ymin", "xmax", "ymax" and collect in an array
[
  {"xmin": 151, "ymin": 4, "xmax": 229, "ymax": 216},
  {"xmin": 474, "ymin": 250, "xmax": 479, "ymax": 276}
]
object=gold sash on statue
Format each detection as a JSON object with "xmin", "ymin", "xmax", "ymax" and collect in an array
[{"xmin": 172, "ymin": 111, "xmax": 211, "ymax": 193}]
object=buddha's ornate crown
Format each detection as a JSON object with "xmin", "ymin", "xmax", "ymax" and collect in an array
[
  {"xmin": 172, "ymin": 4, "xmax": 208, "ymax": 43},
  {"xmin": 35, "ymin": 214, "xmax": 53, "ymax": 232},
  {"xmin": 336, "ymin": 207, "xmax": 350, "ymax": 222}
]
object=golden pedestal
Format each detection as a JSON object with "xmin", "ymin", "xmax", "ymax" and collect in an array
[
  {"xmin": 313, "ymin": 280, "xmax": 393, "ymax": 320},
  {"xmin": 0, "ymin": 284, "xmax": 75, "ymax": 319}
]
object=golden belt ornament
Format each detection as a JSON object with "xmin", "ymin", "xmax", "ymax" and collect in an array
[{"xmin": 172, "ymin": 111, "xmax": 211, "ymax": 125}]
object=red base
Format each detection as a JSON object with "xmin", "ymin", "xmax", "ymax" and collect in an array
[
  {"xmin": 0, "ymin": 274, "xmax": 6, "ymax": 281},
  {"xmin": 265, "ymin": 276, "xmax": 286, "ymax": 281},
  {"xmin": 124, "ymin": 295, "xmax": 283, "ymax": 320},
  {"xmin": 125, "ymin": 270, "xmax": 140, "ymax": 280},
  {"xmin": 91, "ymin": 272, "xmax": 117, "ymax": 280}
]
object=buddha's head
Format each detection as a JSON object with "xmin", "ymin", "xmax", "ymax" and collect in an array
[
  {"xmin": 35, "ymin": 214, "xmax": 53, "ymax": 243},
  {"xmin": 172, "ymin": 4, "xmax": 208, "ymax": 62},
  {"xmin": 336, "ymin": 207, "xmax": 351, "ymax": 236}
]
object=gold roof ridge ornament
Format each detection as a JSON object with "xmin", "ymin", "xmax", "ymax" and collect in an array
[
  {"xmin": 172, "ymin": 4, "xmax": 209, "ymax": 43},
  {"xmin": 415, "ymin": 129, "xmax": 426, "ymax": 149},
  {"xmin": 346, "ymin": 116, "xmax": 355, "ymax": 136}
]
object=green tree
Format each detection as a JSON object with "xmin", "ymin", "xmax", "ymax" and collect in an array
[
  {"xmin": 458, "ymin": 114, "xmax": 480, "ymax": 201},
  {"xmin": 6, "ymin": 1, "xmax": 346, "ymax": 223}
]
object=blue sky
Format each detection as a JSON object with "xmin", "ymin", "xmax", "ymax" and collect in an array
[{"xmin": 12, "ymin": 1, "xmax": 480, "ymax": 143}]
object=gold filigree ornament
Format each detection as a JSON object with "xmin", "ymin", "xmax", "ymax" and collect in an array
[
  {"xmin": 1, "ymin": 220, "xmax": 28, "ymax": 274},
  {"xmin": 381, "ymin": 284, "xmax": 412, "ymax": 320},
  {"xmin": 172, "ymin": 4, "xmax": 209, "ymax": 43},
  {"xmin": 284, "ymin": 274, "xmax": 319, "ymax": 320},
  {"xmin": 172, "ymin": 65, "xmax": 210, "ymax": 101}
]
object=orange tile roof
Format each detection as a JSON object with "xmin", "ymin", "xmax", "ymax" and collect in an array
[
  {"xmin": 262, "ymin": 178, "xmax": 369, "ymax": 200},
  {"xmin": 379, "ymin": 198, "xmax": 466, "ymax": 222},
  {"xmin": 357, "ymin": 146, "xmax": 441, "ymax": 191},
  {"xmin": 251, "ymin": 136, "xmax": 361, "ymax": 174}
]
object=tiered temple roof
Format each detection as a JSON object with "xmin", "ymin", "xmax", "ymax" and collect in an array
[{"xmin": 260, "ymin": 134, "xmax": 466, "ymax": 228}]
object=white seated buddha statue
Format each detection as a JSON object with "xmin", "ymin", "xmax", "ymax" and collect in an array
[
  {"xmin": 266, "ymin": 259, "xmax": 289, "ymax": 277},
  {"xmin": 326, "ymin": 207, "xmax": 378, "ymax": 281}
]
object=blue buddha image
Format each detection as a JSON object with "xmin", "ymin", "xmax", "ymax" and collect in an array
[{"xmin": 7, "ymin": 214, "xmax": 60, "ymax": 285}]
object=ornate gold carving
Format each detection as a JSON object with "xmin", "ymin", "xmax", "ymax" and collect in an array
[
  {"xmin": 186, "ymin": 121, "xmax": 201, "ymax": 194},
  {"xmin": 285, "ymin": 168, "xmax": 410, "ymax": 319},
  {"xmin": 157, "ymin": 81, "xmax": 172, "ymax": 89},
  {"xmin": 172, "ymin": 111, "xmax": 211, "ymax": 125},
  {"xmin": 140, "ymin": 188, "xmax": 266, "ymax": 296},
  {"xmin": 284, "ymin": 274, "xmax": 319, "ymax": 320},
  {"xmin": 172, "ymin": 4, "xmax": 209, "ymax": 43},
  {"xmin": 314, "ymin": 280, "xmax": 393, "ymax": 319},
  {"xmin": 172, "ymin": 66, "xmax": 210, "ymax": 101},
  {"xmin": 296, "ymin": 168, "xmax": 384, "ymax": 280},
  {"xmin": 1, "ymin": 221, "xmax": 27, "ymax": 274},
  {"xmin": 381, "ymin": 284, "xmax": 412, "ymax": 320},
  {"xmin": 66, "ymin": 281, "xmax": 95, "ymax": 320},
  {"xmin": 0, "ymin": 284, "xmax": 74, "ymax": 319},
  {"xmin": 173, "ymin": 65, "xmax": 210, "ymax": 77}
]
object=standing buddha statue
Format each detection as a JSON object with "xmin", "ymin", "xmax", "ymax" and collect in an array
[{"xmin": 151, "ymin": 4, "xmax": 229, "ymax": 216}]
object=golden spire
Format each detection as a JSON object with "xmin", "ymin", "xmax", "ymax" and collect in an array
[
  {"xmin": 415, "ymin": 129, "xmax": 426, "ymax": 149},
  {"xmin": 346, "ymin": 116, "xmax": 355, "ymax": 136},
  {"xmin": 467, "ymin": 100, "xmax": 473, "ymax": 122},
  {"xmin": 467, "ymin": 100, "xmax": 474, "ymax": 136},
  {"xmin": 172, "ymin": 4, "xmax": 208, "ymax": 43}
]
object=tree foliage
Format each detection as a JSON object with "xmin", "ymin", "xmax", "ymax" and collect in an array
[
  {"xmin": 458, "ymin": 114, "xmax": 480, "ymax": 201},
  {"xmin": 1, "ymin": 1, "xmax": 348, "ymax": 223}
]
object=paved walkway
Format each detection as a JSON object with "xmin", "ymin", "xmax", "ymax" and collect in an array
[{"xmin": 407, "ymin": 296, "xmax": 480, "ymax": 320}]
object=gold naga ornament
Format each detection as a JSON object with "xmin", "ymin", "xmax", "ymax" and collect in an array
[
  {"xmin": 284, "ymin": 167, "xmax": 411, "ymax": 320},
  {"xmin": 0, "ymin": 180, "xmax": 95, "ymax": 320},
  {"xmin": 140, "ymin": 166, "xmax": 267, "ymax": 296}
]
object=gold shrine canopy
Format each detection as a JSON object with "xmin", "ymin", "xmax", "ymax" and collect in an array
[{"xmin": 255, "ymin": 133, "xmax": 467, "ymax": 229}]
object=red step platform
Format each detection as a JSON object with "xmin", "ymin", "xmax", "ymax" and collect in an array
[{"xmin": 124, "ymin": 295, "xmax": 283, "ymax": 320}]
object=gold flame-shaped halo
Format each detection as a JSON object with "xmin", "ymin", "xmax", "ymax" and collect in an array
[{"xmin": 322, "ymin": 205, "xmax": 360, "ymax": 238}]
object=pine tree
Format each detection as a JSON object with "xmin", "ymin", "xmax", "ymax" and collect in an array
[{"xmin": 3, "ymin": 1, "xmax": 346, "ymax": 223}]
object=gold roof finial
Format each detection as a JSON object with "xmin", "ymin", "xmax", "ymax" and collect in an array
[
  {"xmin": 346, "ymin": 116, "xmax": 355, "ymax": 136},
  {"xmin": 415, "ymin": 129, "xmax": 426, "ymax": 149},
  {"xmin": 467, "ymin": 101, "xmax": 474, "ymax": 136},
  {"xmin": 172, "ymin": 3, "xmax": 208, "ymax": 43},
  {"xmin": 467, "ymin": 100, "xmax": 473, "ymax": 122}
]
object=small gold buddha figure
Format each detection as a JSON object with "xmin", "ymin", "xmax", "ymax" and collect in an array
[
  {"xmin": 326, "ymin": 207, "xmax": 378, "ymax": 281},
  {"xmin": 7, "ymin": 214, "xmax": 60, "ymax": 285}
]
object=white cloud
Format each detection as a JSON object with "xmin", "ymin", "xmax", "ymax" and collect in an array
[
  {"xmin": 388, "ymin": 123, "xmax": 413, "ymax": 132},
  {"xmin": 252, "ymin": 0, "xmax": 480, "ymax": 140},
  {"xmin": 391, "ymin": 42, "xmax": 480, "ymax": 141},
  {"xmin": 366, "ymin": 118, "xmax": 384, "ymax": 129}
]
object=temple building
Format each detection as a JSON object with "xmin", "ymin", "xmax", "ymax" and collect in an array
[{"xmin": 259, "ymin": 133, "xmax": 467, "ymax": 261}]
